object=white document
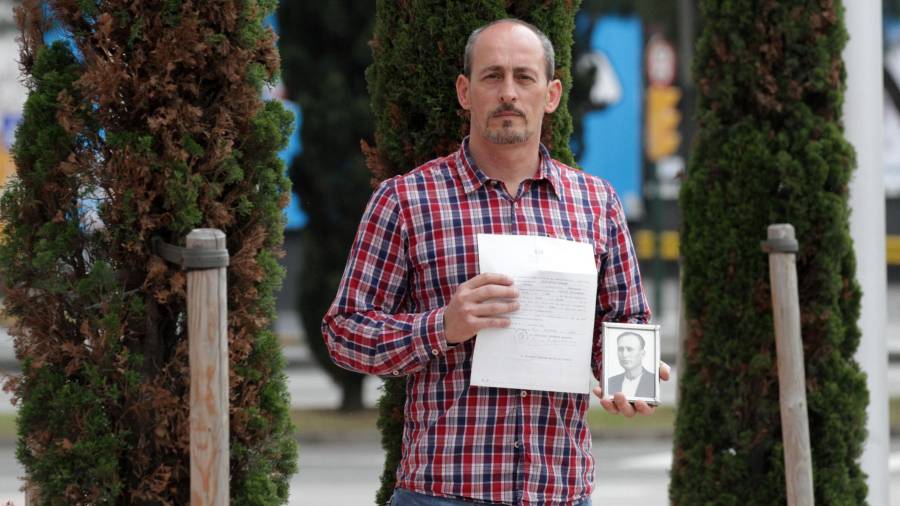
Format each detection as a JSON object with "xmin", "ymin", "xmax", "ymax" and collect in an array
[{"xmin": 470, "ymin": 234, "xmax": 598, "ymax": 394}]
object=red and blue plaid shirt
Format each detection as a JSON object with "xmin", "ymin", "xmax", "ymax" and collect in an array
[{"xmin": 323, "ymin": 139, "xmax": 650, "ymax": 505}]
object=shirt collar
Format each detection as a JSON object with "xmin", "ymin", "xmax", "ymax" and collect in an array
[{"xmin": 455, "ymin": 137, "xmax": 562, "ymax": 199}]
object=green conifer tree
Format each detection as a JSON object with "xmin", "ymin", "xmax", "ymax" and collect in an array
[
  {"xmin": 277, "ymin": 0, "xmax": 375, "ymax": 412},
  {"xmin": 4, "ymin": 1, "xmax": 296, "ymax": 503},
  {"xmin": 365, "ymin": 2, "xmax": 579, "ymax": 503},
  {"xmin": 670, "ymin": 1, "xmax": 867, "ymax": 504}
]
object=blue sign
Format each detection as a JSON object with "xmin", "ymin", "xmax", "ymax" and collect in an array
[
  {"xmin": 2, "ymin": 115, "xmax": 21, "ymax": 150},
  {"xmin": 266, "ymin": 13, "xmax": 308, "ymax": 230},
  {"xmin": 577, "ymin": 16, "xmax": 643, "ymax": 219},
  {"xmin": 278, "ymin": 100, "xmax": 308, "ymax": 230}
]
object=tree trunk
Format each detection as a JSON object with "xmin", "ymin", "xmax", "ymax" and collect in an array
[{"xmin": 339, "ymin": 375, "xmax": 365, "ymax": 412}]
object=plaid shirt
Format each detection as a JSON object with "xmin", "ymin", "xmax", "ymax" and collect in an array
[{"xmin": 323, "ymin": 139, "xmax": 650, "ymax": 505}]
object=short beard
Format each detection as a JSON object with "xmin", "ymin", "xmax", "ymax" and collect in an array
[{"xmin": 485, "ymin": 123, "xmax": 530, "ymax": 145}]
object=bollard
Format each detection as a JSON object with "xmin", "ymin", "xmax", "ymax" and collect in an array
[{"xmin": 761, "ymin": 224, "xmax": 814, "ymax": 506}]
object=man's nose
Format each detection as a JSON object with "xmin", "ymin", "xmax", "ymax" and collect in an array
[{"xmin": 499, "ymin": 76, "xmax": 517, "ymax": 103}]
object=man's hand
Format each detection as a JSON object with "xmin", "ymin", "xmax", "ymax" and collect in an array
[
  {"xmin": 443, "ymin": 273, "xmax": 519, "ymax": 344},
  {"xmin": 592, "ymin": 361, "xmax": 671, "ymax": 417}
]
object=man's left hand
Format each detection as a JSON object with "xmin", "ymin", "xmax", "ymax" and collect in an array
[{"xmin": 592, "ymin": 361, "xmax": 671, "ymax": 417}]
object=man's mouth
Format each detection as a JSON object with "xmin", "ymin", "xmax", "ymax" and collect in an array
[{"xmin": 491, "ymin": 107, "xmax": 525, "ymax": 119}]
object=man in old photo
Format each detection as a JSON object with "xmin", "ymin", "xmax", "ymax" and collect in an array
[{"xmin": 608, "ymin": 331, "xmax": 656, "ymax": 398}]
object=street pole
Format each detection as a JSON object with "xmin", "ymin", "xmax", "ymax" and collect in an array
[
  {"xmin": 675, "ymin": 0, "xmax": 696, "ymax": 407},
  {"xmin": 677, "ymin": 0, "xmax": 695, "ymax": 87},
  {"xmin": 842, "ymin": 2, "xmax": 889, "ymax": 505}
]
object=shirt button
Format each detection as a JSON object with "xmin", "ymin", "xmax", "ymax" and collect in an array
[
  {"xmin": 431, "ymin": 348, "xmax": 439, "ymax": 356},
  {"xmin": 392, "ymin": 370, "xmax": 400, "ymax": 376},
  {"xmin": 520, "ymin": 390, "xmax": 528, "ymax": 398},
  {"xmin": 513, "ymin": 441, "xmax": 520, "ymax": 449}
]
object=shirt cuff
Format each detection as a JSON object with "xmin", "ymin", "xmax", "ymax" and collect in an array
[{"xmin": 412, "ymin": 306, "xmax": 448, "ymax": 365}]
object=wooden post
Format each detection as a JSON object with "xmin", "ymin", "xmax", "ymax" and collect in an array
[
  {"xmin": 187, "ymin": 229, "xmax": 229, "ymax": 506},
  {"xmin": 24, "ymin": 481, "xmax": 38, "ymax": 505},
  {"xmin": 763, "ymin": 224, "xmax": 814, "ymax": 506}
]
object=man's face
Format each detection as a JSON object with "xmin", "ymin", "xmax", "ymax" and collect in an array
[
  {"xmin": 617, "ymin": 334, "xmax": 644, "ymax": 373},
  {"xmin": 456, "ymin": 23, "xmax": 562, "ymax": 145}
]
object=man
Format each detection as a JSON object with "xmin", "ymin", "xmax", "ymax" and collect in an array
[
  {"xmin": 607, "ymin": 332, "xmax": 656, "ymax": 398},
  {"xmin": 323, "ymin": 18, "xmax": 669, "ymax": 506}
]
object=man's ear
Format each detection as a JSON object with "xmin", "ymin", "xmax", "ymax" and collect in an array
[
  {"xmin": 544, "ymin": 78, "xmax": 562, "ymax": 113},
  {"xmin": 456, "ymin": 74, "xmax": 471, "ymax": 110},
  {"xmin": 456, "ymin": 74, "xmax": 472, "ymax": 111}
]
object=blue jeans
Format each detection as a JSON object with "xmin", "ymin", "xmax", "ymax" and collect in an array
[{"xmin": 390, "ymin": 488, "xmax": 592, "ymax": 506}]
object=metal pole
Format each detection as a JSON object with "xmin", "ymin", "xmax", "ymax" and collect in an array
[
  {"xmin": 677, "ymin": 0, "xmax": 695, "ymax": 87},
  {"xmin": 188, "ymin": 229, "xmax": 230, "ymax": 506},
  {"xmin": 763, "ymin": 224, "xmax": 814, "ymax": 506},
  {"xmin": 843, "ymin": 2, "xmax": 889, "ymax": 505}
]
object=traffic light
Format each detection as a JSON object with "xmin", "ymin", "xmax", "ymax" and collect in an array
[{"xmin": 645, "ymin": 86, "xmax": 682, "ymax": 162}]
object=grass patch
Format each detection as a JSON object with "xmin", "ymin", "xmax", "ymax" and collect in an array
[
  {"xmin": 291, "ymin": 408, "xmax": 379, "ymax": 441},
  {"xmin": 289, "ymin": 400, "xmax": 900, "ymax": 439},
  {"xmin": 0, "ymin": 398, "xmax": 896, "ymax": 444},
  {"xmin": 891, "ymin": 397, "xmax": 900, "ymax": 434},
  {"xmin": 286, "ymin": 406, "xmax": 678, "ymax": 440},
  {"xmin": 587, "ymin": 405, "xmax": 676, "ymax": 432},
  {"xmin": 0, "ymin": 412, "xmax": 16, "ymax": 441}
]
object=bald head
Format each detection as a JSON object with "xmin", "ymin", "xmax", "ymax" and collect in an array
[{"xmin": 463, "ymin": 19, "xmax": 555, "ymax": 82}]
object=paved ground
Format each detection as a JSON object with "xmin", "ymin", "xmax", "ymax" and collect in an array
[{"xmin": 2, "ymin": 437, "xmax": 899, "ymax": 505}]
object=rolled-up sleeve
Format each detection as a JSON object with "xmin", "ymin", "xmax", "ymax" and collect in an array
[{"xmin": 322, "ymin": 179, "xmax": 448, "ymax": 377}]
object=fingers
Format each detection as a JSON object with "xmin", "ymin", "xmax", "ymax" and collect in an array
[
  {"xmin": 468, "ymin": 283, "xmax": 518, "ymax": 304},
  {"xmin": 444, "ymin": 274, "xmax": 519, "ymax": 344},
  {"xmin": 613, "ymin": 393, "xmax": 636, "ymax": 417},
  {"xmin": 600, "ymin": 398, "xmax": 618, "ymax": 414},
  {"xmin": 659, "ymin": 361, "xmax": 671, "ymax": 381},
  {"xmin": 471, "ymin": 300, "xmax": 519, "ymax": 317},
  {"xmin": 592, "ymin": 388, "xmax": 657, "ymax": 417},
  {"xmin": 464, "ymin": 272, "xmax": 514, "ymax": 289},
  {"xmin": 469, "ymin": 316, "xmax": 512, "ymax": 331},
  {"xmin": 632, "ymin": 400, "xmax": 656, "ymax": 415},
  {"xmin": 594, "ymin": 386, "xmax": 619, "ymax": 414}
]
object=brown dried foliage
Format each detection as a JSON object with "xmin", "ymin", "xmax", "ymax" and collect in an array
[
  {"xmin": 13, "ymin": 0, "xmax": 45, "ymax": 76},
  {"xmin": 10, "ymin": 0, "xmax": 286, "ymax": 502}
]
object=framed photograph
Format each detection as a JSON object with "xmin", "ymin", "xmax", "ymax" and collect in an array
[{"xmin": 601, "ymin": 322, "xmax": 661, "ymax": 405}]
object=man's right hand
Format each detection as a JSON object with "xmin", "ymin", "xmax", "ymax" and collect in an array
[{"xmin": 443, "ymin": 273, "xmax": 520, "ymax": 344}]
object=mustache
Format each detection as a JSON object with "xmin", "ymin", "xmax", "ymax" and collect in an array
[{"xmin": 490, "ymin": 103, "xmax": 526, "ymax": 118}]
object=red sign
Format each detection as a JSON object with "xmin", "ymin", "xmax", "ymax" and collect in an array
[{"xmin": 646, "ymin": 35, "xmax": 677, "ymax": 87}]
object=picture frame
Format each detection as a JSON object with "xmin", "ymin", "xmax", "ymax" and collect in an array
[{"xmin": 601, "ymin": 322, "xmax": 661, "ymax": 405}]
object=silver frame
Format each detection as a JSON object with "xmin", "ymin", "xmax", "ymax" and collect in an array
[{"xmin": 601, "ymin": 322, "xmax": 661, "ymax": 406}]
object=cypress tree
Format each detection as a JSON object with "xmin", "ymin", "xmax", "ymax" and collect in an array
[
  {"xmin": 5, "ymin": 0, "xmax": 297, "ymax": 503},
  {"xmin": 365, "ymin": 2, "xmax": 579, "ymax": 503},
  {"xmin": 670, "ymin": 1, "xmax": 867, "ymax": 504},
  {"xmin": 277, "ymin": 0, "xmax": 375, "ymax": 412}
]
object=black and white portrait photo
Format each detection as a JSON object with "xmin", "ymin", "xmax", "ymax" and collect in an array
[{"xmin": 601, "ymin": 322, "xmax": 661, "ymax": 405}]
